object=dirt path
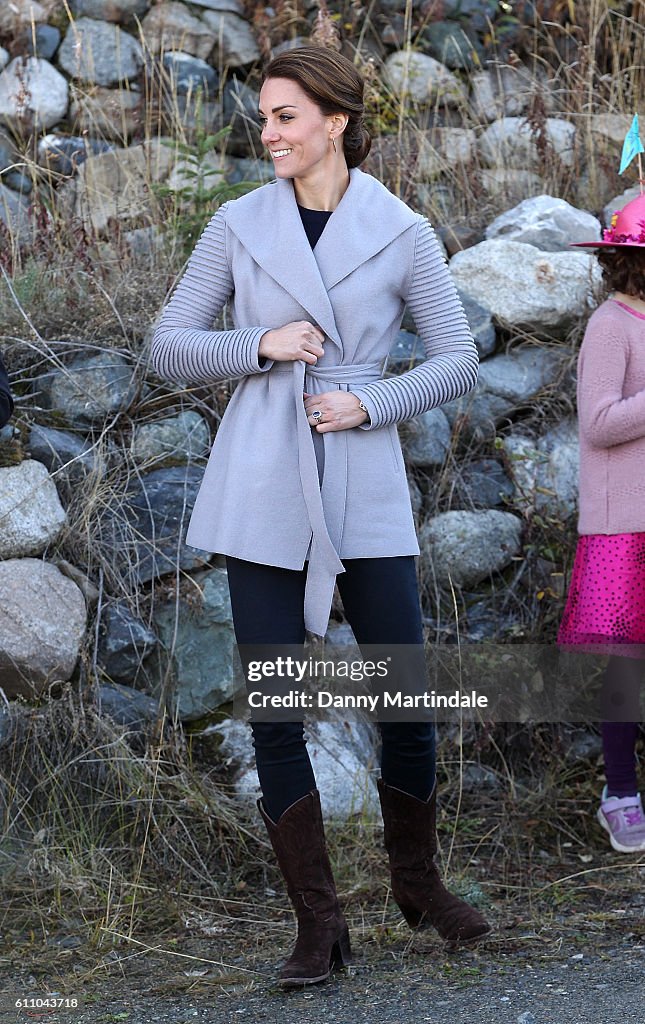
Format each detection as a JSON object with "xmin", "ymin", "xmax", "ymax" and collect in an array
[{"xmin": 2, "ymin": 894, "xmax": 644, "ymax": 1024}]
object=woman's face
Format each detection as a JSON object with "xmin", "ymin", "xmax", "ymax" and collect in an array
[{"xmin": 258, "ymin": 77, "xmax": 343, "ymax": 181}]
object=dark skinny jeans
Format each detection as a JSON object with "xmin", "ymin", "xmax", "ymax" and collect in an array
[{"xmin": 225, "ymin": 555, "xmax": 435, "ymax": 822}]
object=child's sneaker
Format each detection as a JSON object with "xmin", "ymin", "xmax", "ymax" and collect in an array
[{"xmin": 597, "ymin": 788, "xmax": 645, "ymax": 853}]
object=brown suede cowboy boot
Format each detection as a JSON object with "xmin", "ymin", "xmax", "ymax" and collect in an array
[
  {"xmin": 377, "ymin": 779, "xmax": 490, "ymax": 942},
  {"xmin": 258, "ymin": 789, "xmax": 352, "ymax": 986}
]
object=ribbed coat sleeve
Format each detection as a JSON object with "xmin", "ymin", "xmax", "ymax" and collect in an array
[
  {"xmin": 350, "ymin": 219, "xmax": 478, "ymax": 428},
  {"xmin": 0, "ymin": 352, "xmax": 13, "ymax": 428},
  {"xmin": 151, "ymin": 204, "xmax": 273, "ymax": 383}
]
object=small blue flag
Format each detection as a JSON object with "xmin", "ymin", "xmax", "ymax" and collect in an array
[{"xmin": 619, "ymin": 113, "xmax": 644, "ymax": 175}]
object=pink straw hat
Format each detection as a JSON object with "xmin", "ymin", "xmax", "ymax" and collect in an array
[{"xmin": 571, "ymin": 193, "xmax": 645, "ymax": 248}]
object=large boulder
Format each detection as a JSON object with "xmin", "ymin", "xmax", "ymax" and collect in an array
[
  {"xmin": 131, "ymin": 411, "xmax": 210, "ymax": 464},
  {"xmin": 485, "ymin": 195, "xmax": 601, "ymax": 251},
  {"xmin": 383, "ymin": 50, "xmax": 465, "ymax": 107},
  {"xmin": 502, "ymin": 418, "xmax": 579, "ymax": 520},
  {"xmin": 201, "ymin": 10, "xmax": 261, "ymax": 67},
  {"xmin": 0, "ymin": 184, "xmax": 31, "ymax": 244},
  {"xmin": 0, "ymin": 559, "xmax": 87, "ymax": 698},
  {"xmin": 67, "ymin": 140, "xmax": 176, "ymax": 232},
  {"xmin": 100, "ymin": 465, "xmax": 212, "ymax": 584},
  {"xmin": 70, "ymin": 0, "xmax": 150, "ymax": 21},
  {"xmin": 148, "ymin": 567, "xmax": 236, "ymax": 720},
  {"xmin": 68, "ymin": 86, "xmax": 143, "ymax": 140},
  {"xmin": 140, "ymin": 2, "xmax": 217, "ymax": 60},
  {"xmin": 208, "ymin": 717, "xmax": 379, "ymax": 820},
  {"xmin": 450, "ymin": 240, "xmax": 601, "ymax": 333},
  {"xmin": 442, "ymin": 345, "xmax": 564, "ymax": 437},
  {"xmin": 419, "ymin": 510, "xmax": 523, "ymax": 588},
  {"xmin": 28, "ymin": 424, "xmax": 98, "ymax": 487},
  {"xmin": 478, "ymin": 117, "xmax": 576, "ymax": 170},
  {"xmin": 402, "ymin": 408, "xmax": 451, "ymax": 467},
  {"xmin": 0, "ymin": 460, "xmax": 66, "ymax": 559},
  {"xmin": 470, "ymin": 65, "xmax": 556, "ymax": 122},
  {"xmin": 0, "ymin": 56, "xmax": 68, "ymax": 130},
  {"xmin": 98, "ymin": 601, "xmax": 158, "ymax": 684},
  {"xmin": 58, "ymin": 18, "xmax": 144, "ymax": 86},
  {"xmin": 37, "ymin": 351, "xmax": 137, "ymax": 426}
]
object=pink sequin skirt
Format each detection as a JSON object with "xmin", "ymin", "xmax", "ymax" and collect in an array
[{"xmin": 558, "ymin": 533, "xmax": 645, "ymax": 656}]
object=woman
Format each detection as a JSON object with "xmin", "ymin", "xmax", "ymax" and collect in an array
[{"xmin": 152, "ymin": 46, "xmax": 490, "ymax": 986}]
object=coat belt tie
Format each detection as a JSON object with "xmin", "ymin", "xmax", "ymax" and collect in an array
[{"xmin": 274, "ymin": 360, "xmax": 383, "ymax": 636}]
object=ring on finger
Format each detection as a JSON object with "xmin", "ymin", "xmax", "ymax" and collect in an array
[{"xmin": 311, "ymin": 409, "xmax": 323, "ymax": 423}]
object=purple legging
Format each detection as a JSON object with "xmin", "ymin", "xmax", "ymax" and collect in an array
[{"xmin": 601, "ymin": 656, "xmax": 644, "ymax": 797}]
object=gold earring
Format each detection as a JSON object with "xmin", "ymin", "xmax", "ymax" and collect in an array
[{"xmin": 330, "ymin": 135, "xmax": 337, "ymax": 153}]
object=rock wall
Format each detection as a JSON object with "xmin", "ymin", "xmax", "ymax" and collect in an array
[{"xmin": 0, "ymin": 3, "xmax": 640, "ymax": 802}]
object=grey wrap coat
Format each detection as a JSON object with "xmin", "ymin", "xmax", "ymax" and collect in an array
[{"xmin": 152, "ymin": 168, "xmax": 478, "ymax": 634}]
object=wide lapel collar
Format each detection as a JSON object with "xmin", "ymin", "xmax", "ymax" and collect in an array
[
  {"xmin": 314, "ymin": 168, "xmax": 419, "ymax": 290},
  {"xmin": 224, "ymin": 177, "xmax": 343, "ymax": 353}
]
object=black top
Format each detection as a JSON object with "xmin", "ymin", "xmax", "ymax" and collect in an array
[
  {"xmin": 0, "ymin": 352, "xmax": 13, "ymax": 428},
  {"xmin": 297, "ymin": 204, "xmax": 333, "ymax": 250}
]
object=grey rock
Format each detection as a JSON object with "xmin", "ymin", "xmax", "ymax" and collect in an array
[
  {"xmin": 563, "ymin": 727, "xmax": 602, "ymax": 762},
  {"xmin": 516, "ymin": 1014, "xmax": 538, "ymax": 1024},
  {"xmin": 403, "ymin": 408, "xmax": 451, "ymax": 467},
  {"xmin": 0, "ymin": 460, "xmax": 67, "ymax": 559},
  {"xmin": 387, "ymin": 329, "xmax": 426, "ymax": 372},
  {"xmin": 459, "ymin": 458, "xmax": 514, "ymax": 509},
  {"xmin": 162, "ymin": 51, "xmax": 219, "ymax": 96},
  {"xmin": 470, "ymin": 65, "xmax": 556, "ymax": 123},
  {"xmin": 383, "ymin": 49, "xmax": 465, "ymax": 107},
  {"xmin": 131, "ymin": 411, "xmax": 210, "ymax": 463},
  {"xmin": 98, "ymin": 602, "xmax": 158, "ymax": 683},
  {"xmin": 149, "ymin": 566, "xmax": 236, "ymax": 720},
  {"xmin": 486, "ymin": 194, "xmax": 601, "ymax": 251},
  {"xmin": 478, "ymin": 116, "xmax": 576, "ymax": 170},
  {"xmin": 0, "ymin": 57, "xmax": 69, "ymax": 131},
  {"xmin": 190, "ymin": 0, "xmax": 243, "ymax": 10},
  {"xmin": 503, "ymin": 418, "xmax": 579, "ymax": 520},
  {"xmin": 141, "ymin": 2, "xmax": 216, "ymax": 61},
  {"xmin": 25, "ymin": 24, "xmax": 61, "ymax": 60},
  {"xmin": 0, "ymin": 128, "xmax": 14, "ymax": 170},
  {"xmin": 2, "ymin": 170, "xmax": 32, "ymax": 194},
  {"xmin": 0, "ymin": 48, "xmax": 9, "ymax": 72},
  {"xmin": 478, "ymin": 168, "xmax": 545, "ymax": 204},
  {"xmin": 415, "ymin": 127, "xmax": 476, "ymax": 180},
  {"xmin": 408, "ymin": 474, "xmax": 423, "ymax": 516},
  {"xmin": 71, "ymin": 0, "xmax": 149, "ymax": 20},
  {"xmin": 58, "ymin": 18, "xmax": 144, "ymax": 86},
  {"xmin": 37, "ymin": 133, "xmax": 114, "ymax": 176},
  {"xmin": 202, "ymin": 10, "xmax": 261, "ymax": 67},
  {"xmin": 450, "ymin": 240, "xmax": 602, "ymax": 333},
  {"xmin": 55, "ymin": 558, "xmax": 100, "ymax": 608},
  {"xmin": 37, "ymin": 352, "xmax": 136, "ymax": 426},
  {"xmin": 97, "ymin": 682, "xmax": 159, "ymax": 736},
  {"xmin": 461, "ymin": 763, "xmax": 501, "ymax": 791},
  {"xmin": 28, "ymin": 423, "xmax": 97, "ymax": 485},
  {"xmin": 209, "ymin": 717, "xmax": 379, "ymax": 819},
  {"xmin": 0, "ymin": 559, "xmax": 87, "ymax": 699},
  {"xmin": 460, "ymin": 290, "xmax": 496, "ymax": 357},
  {"xmin": 419, "ymin": 510, "xmax": 523, "ymax": 588},
  {"xmin": 423, "ymin": 22, "xmax": 481, "ymax": 70},
  {"xmin": 442, "ymin": 345, "xmax": 564, "ymax": 437},
  {"xmin": 222, "ymin": 77, "xmax": 261, "ymax": 152},
  {"xmin": 124, "ymin": 225, "xmax": 163, "ymax": 258},
  {"xmin": 68, "ymin": 84, "xmax": 142, "ymax": 140},
  {"xmin": 101, "ymin": 465, "xmax": 212, "ymax": 584}
]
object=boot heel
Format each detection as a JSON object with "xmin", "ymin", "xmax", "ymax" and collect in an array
[{"xmin": 330, "ymin": 925, "xmax": 352, "ymax": 968}]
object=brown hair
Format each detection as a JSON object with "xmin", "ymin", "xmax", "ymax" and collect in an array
[
  {"xmin": 597, "ymin": 247, "xmax": 645, "ymax": 301},
  {"xmin": 261, "ymin": 46, "xmax": 371, "ymax": 169}
]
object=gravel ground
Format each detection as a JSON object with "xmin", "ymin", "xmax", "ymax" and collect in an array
[{"xmin": 2, "ymin": 908, "xmax": 643, "ymax": 1024}]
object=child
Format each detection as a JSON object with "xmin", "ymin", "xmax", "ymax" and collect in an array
[
  {"xmin": 0, "ymin": 351, "xmax": 13, "ymax": 428},
  {"xmin": 558, "ymin": 194, "xmax": 645, "ymax": 853}
]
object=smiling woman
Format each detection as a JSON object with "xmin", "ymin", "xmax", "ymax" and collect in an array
[{"xmin": 151, "ymin": 44, "xmax": 489, "ymax": 987}]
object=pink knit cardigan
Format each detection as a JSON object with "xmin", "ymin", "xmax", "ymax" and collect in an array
[{"xmin": 577, "ymin": 299, "xmax": 645, "ymax": 534}]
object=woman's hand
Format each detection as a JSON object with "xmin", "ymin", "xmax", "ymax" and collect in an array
[
  {"xmin": 259, "ymin": 321, "xmax": 325, "ymax": 365},
  {"xmin": 304, "ymin": 391, "xmax": 369, "ymax": 432}
]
